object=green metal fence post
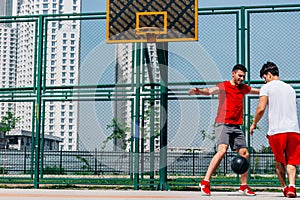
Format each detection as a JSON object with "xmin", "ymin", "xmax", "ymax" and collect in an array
[
  {"xmin": 240, "ymin": 6, "xmax": 252, "ymax": 181},
  {"xmin": 134, "ymin": 43, "xmax": 141, "ymax": 190},
  {"xmin": 157, "ymin": 42, "xmax": 170, "ymax": 191},
  {"xmin": 34, "ymin": 15, "xmax": 45, "ymax": 189},
  {"xmin": 144, "ymin": 44, "xmax": 156, "ymax": 189},
  {"xmin": 240, "ymin": 6, "xmax": 246, "ymax": 66},
  {"xmin": 130, "ymin": 98, "xmax": 134, "ymax": 181}
]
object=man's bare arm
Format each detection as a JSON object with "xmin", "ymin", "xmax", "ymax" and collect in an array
[
  {"xmin": 250, "ymin": 95, "xmax": 268, "ymax": 134},
  {"xmin": 188, "ymin": 86, "xmax": 220, "ymax": 96},
  {"xmin": 249, "ymin": 87, "xmax": 260, "ymax": 94}
]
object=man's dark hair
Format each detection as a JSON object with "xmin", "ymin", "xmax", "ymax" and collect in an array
[
  {"xmin": 260, "ymin": 61, "xmax": 279, "ymax": 78},
  {"xmin": 232, "ymin": 64, "xmax": 247, "ymax": 72}
]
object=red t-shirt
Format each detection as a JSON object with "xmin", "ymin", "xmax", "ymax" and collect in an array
[{"xmin": 215, "ymin": 81, "xmax": 251, "ymax": 125}]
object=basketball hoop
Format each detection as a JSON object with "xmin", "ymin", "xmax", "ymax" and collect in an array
[{"xmin": 135, "ymin": 27, "xmax": 165, "ymax": 43}]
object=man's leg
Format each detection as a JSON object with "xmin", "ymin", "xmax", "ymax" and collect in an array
[
  {"xmin": 276, "ymin": 161, "xmax": 287, "ymax": 187},
  {"xmin": 286, "ymin": 164, "xmax": 297, "ymax": 198},
  {"xmin": 204, "ymin": 144, "xmax": 228, "ymax": 180},
  {"xmin": 237, "ymin": 148, "xmax": 249, "ymax": 184},
  {"xmin": 200, "ymin": 144, "xmax": 228, "ymax": 195},
  {"xmin": 237, "ymin": 148, "xmax": 255, "ymax": 196}
]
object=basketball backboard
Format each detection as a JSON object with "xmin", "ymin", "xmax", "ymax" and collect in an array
[{"xmin": 106, "ymin": 0, "xmax": 198, "ymax": 43}]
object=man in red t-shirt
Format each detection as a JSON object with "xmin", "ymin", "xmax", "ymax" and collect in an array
[{"xmin": 188, "ymin": 64, "xmax": 260, "ymax": 196}]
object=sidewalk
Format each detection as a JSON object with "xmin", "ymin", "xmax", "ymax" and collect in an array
[{"xmin": 0, "ymin": 189, "xmax": 286, "ymax": 200}]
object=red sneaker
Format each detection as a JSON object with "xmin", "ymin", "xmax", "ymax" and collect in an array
[
  {"xmin": 282, "ymin": 186, "xmax": 288, "ymax": 197},
  {"xmin": 239, "ymin": 184, "xmax": 256, "ymax": 196},
  {"xmin": 287, "ymin": 186, "xmax": 297, "ymax": 198},
  {"xmin": 199, "ymin": 179, "xmax": 211, "ymax": 196}
]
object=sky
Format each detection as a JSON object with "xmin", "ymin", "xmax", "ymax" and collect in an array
[
  {"xmin": 82, "ymin": 0, "xmax": 300, "ymax": 12},
  {"xmin": 79, "ymin": 0, "xmax": 300, "ymax": 152}
]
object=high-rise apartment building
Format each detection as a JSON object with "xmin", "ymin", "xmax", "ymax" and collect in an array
[
  {"xmin": 0, "ymin": 0, "xmax": 17, "ymax": 148},
  {"xmin": 0, "ymin": 0, "xmax": 13, "ymax": 16},
  {"xmin": 0, "ymin": 0, "xmax": 17, "ymax": 118},
  {"xmin": 0, "ymin": 0, "xmax": 81, "ymax": 151},
  {"xmin": 115, "ymin": 43, "xmax": 161, "ymax": 152}
]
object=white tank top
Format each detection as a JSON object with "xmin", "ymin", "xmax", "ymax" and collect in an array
[{"xmin": 260, "ymin": 80, "xmax": 300, "ymax": 135}]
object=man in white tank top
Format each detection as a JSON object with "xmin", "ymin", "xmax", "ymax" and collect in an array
[{"xmin": 250, "ymin": 61, "xmax": 300, "ymax": 198}]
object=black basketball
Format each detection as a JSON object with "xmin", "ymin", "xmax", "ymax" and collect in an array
[{"xmin": 231, "ymin": 156, "xmax": 249, "ymax": 174}]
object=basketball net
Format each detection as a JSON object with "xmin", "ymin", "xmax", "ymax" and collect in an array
[{"xmin": 135, "ymin": 27, "xmax": 163, "ymax": 43}]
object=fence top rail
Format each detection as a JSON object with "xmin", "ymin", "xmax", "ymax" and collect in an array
[
  {"xmin": 199, "ymin": 4, "xmax": 300, "ymax": 12},
  {"xmin": 0, "ymin": 12, "xmax": 106, "ymax": 20}
]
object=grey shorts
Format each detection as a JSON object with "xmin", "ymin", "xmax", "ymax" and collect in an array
[{"xmin": 215, "ymin": 123, "xmax": 247, "ymax": 151}]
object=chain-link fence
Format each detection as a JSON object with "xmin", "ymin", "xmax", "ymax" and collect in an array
[{"xmin": 0, "ymin": 4, "xmax": 300, "ymax": 189}]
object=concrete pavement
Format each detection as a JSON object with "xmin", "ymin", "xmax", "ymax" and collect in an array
[{"xmin": 0, "ymin": 189, "xmax": 289, "ymax": 200}]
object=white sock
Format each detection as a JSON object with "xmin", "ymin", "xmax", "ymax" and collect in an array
[{"xmin": 289, "ymin": 184, "xmax": 296, "ymax": 188}]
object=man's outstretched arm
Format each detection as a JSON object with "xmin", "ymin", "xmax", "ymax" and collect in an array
[{"xmin": 188, "ymin": 86, "xmax": 219, "ymax": 96}]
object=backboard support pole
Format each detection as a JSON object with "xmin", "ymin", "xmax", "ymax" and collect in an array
[{"xmin": 156, "ymin": 42, "xmax": 170, "ymax": 191}]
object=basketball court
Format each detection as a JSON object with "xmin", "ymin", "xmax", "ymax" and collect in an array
[{"xmin": 0, "ymin": 189, "xmax": 286, "ymax": 200}]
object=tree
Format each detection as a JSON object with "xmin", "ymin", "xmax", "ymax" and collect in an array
[
  {"xmin": 0, "ymin": 112, "xmax": 20, "ymax": 133},
  {"xmin": 0, "ymin": 112, "xmax": 20, "ymax": 148},
  {"xmin": 102, "ymin": 118, "xmax": 130, "ymax": 151},
  {"xmin": 0, "ymin": 112, "xmax": 20, "ymax": 175}
]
